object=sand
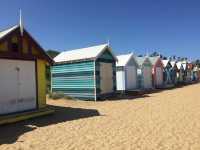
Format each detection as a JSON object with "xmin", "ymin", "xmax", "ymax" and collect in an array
[{"xmin": 1, "ymin": 83, "xmax": 200, "ymax": 150}]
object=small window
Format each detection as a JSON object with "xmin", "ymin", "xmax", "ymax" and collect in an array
[{"xmin": 12, "ymin": 43, "xmax": 19, "ymax": 53}]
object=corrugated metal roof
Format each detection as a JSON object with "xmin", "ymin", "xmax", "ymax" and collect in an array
[
  {"xmin": 54, "ymin": 44, "xmax": 116, "ymax": 63},
  {"xmin": 116, "ymin": 53, "xmax": 134, "ymax": 66},
  {"xmin": 0, "ymin": 25, "xmax": 19, "ymax": 40}
]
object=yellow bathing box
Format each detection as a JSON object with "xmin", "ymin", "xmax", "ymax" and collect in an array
[{"xmin": 0, "ymin": 18, "xmax": 54, "ymax": 125}]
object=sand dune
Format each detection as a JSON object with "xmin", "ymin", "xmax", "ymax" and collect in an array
[{"xmin": 1, "ymin": 83, "xmax": 200, "ymax": 150}]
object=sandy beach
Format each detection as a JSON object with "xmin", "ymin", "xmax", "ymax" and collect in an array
[{"xmin": 1, "ymin": 83, "xmax": 200, "ymax": 150}]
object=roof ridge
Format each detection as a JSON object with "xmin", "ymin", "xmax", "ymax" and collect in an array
[{"xmin": 62, "ymin": 43, "xmax": 108, "ymax": 53}]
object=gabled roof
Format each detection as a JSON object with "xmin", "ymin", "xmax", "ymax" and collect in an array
[
  {"xmin": 116, "ymin": 53, "xmax": 137, "ymax": 67},
  {"xmin": 0, "ymin": 25, "xmax": 19, "ymax": 40},
  {"xmin": 136, "ymin": 56, "xmax": 151, "ymax": 66},
  {"xmin": 149, "ymin": 56, "xmax": 160, "ymax": 65},
  {"xmin": 136, "ymin": 57, "xmax": 145, "ymax": 66},
  {"xmin": 182, "ymin": 63, "xmax": 187, "ymax": 70},
  {"xmin": 0, "ymin": 24, "xmax": 53, "ymax": 64},
  {"xmin": 187, "ymin": 63, "xmax": 193, "ymax": 70},
  {"xmin": 176, "ymin": 62, "xmax": 183, "ymax": 70},
  {"xmin": 181, "ymin": 61, "xmax": 188, "ymax": 70},
  {"xmin": 183, "ymin": 60, "xmax": 188, "ymax": 63},
  {"xmin": 54, "ymin": 44, "xmax": 117, "ymax": 63},
  {"xmin": 193, "ymin": 66, "xmax": 198, "ymax": 71},
  {"xmin": 162, "ymin": 60, "xmax": 170, "ymax": 67},
  {"xmin": 170, "ymin": 61, "xmax": 177, "ymax": 68}
]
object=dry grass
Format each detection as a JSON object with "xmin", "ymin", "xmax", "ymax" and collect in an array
[{"xmin": 1, "ymin": 83, "xmax": 200, "ymax": 150}]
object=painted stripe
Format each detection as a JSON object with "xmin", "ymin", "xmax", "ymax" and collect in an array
[
  {"xmin": 51, "ymin": 61, "xmax": 95, "ymax": 99},
  {"xmin": 52, "ymin": 71, "xmax": 94, "ymax": 77},
  {"xmin": 52, "ymin": 88, "xmax": 94, "ymax": 92},
  {"xmin": 52, "ymin": 76, "xmax": 94, "ymax": 80}
]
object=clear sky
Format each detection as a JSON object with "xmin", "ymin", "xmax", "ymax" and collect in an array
[{"xmin": 0, "ymin": 0, "xmax": 200, "ymax": 59}]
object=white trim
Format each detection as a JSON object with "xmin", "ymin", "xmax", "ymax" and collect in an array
[
  {"xmin": 94, "ymin": 61, "xmax": 97, "ymax": 101},
  {"xmin": 94, "ymin": 45, "xmax": 118, "ymax": 61},
  {"xmin": 50, "ymin": 66, "xmax": 53, "ymax": 93}
]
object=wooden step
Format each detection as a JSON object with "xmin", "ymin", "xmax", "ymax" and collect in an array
[{"xmin": 0, "ymin": 107, "xmax": 54, "ymax": 125}]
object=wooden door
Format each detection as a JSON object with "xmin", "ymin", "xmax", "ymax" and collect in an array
[
  {"xmin": 0, "ymin": 59, "xmax": 36, "ymax": 115},
  {"xmin": 126, "ymin": 66, "xmax": 137, "ymax": 89},
  {"xmin": 100, "ymin": 62, "xmax": 113, "ymax": 94}
]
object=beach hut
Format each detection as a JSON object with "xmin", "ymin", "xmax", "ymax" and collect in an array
[
  {"xmin": 149, "ymin": 56, "xmax": 164, "ymax": 88},
  {"xmin": 162, "ymin": 59, "xmax": 174, "ymax": 87},
  {"xmin": 0, "ymin": 21, "xmax": 53, "ymax": 124},
  {"xmin": 181, "ymin": 61, "xmax": 187, "ymax": 82},
  {"xmin": 136, "ymin": 56, "xmax": 153, "ymax": 89},
  {"xmin": 182, "ymin": 61, "xmax": 192, "ymax": 83},
  {"xmin": 197, "ymin": 67, "xmax": 200, "ymax": 81},
  {"xmin": 116, "ymin": 53, "xmax": 139, "ymax": 91},
  {"xmin": 188, "ymin": 62, "xmax": 194, "ymax": 82},
  {"xmin": 193, "ymin": 65, "xmax": 199, "ymax": 81},
  {"xmin": 176, "ymin": 61, "xmax": 185, "ymax": 83},
  {"xmin": 169, "ymin": 61, "xmax": 178, "ymax": 85},
  {"xmin": 52, "ymin": 44, "xmax": 117, "ymax": 101}
]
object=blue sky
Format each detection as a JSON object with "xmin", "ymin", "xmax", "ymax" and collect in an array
[{"xmin": 0, "ymin": 0, "xmax": 200, "ymax": 59}]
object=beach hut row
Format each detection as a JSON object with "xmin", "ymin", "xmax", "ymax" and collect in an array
[
  {"xmin": 52, "ymin": 44, "xmax": 200, "ymax": 100},
  {"xmin": 0, "ymin": 21, "xmax": 199, "ymax": 125}
]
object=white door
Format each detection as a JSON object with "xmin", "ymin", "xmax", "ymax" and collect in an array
[
  {"xmin": 116, "ymin": 70, "xmax": 125, "ymax": 91},
  {"xmin": 126, "ymin": 66, "xmax": 137, "ymax": 89},
  {"xmin": 156, "ymin": 67, "xmax": 163, "ymax": 86},
  {"xmin": 143, "ymin": 66, "xmax": 152, "ymax": 89},
  {"xmin": 100, "ymin": 62, "xmax": 113, "ymax": 94},
  {"xmin": 0, "ymin": 59, "xmax": 37, "ymax": 115}
]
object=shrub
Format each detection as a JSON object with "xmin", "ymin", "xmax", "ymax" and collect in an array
[
  {"xmin": 48, "ymin": 92, "xmax": 74, "ymax": 100},
  {"xmin": 49, "ymin": 92, "xmax": 64, "ymax": 100},
  {"xmin": 64, "ymin": 95, "xmax": 73, "ymax": 100}
]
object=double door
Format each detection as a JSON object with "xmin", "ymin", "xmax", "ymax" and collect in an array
[{"xmin": 0, "ymin": 59, "xmax": 37, "ymax": 115}]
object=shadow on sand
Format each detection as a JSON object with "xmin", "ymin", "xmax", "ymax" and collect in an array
[
  {"xmin": 0, "ymin": 82, "xmax": 199, "ymax": 145},
  {"xmin": 0, "ymin": 105, "xmax": 101, "ymax": 145},
  {"xmin": 146, "ymin": 81, "xmax": 198, "ymax": 95},
  {"xmin": 105, "ymin": 81, "xmax": 200, "ymax": 101},
  {"xmin": 104, "ymin": 92, "xmax": 151, "ymax": 101}
]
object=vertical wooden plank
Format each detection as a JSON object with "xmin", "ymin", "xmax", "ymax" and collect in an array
[{"xmin": 37, "ymin": 59, "xmax": 46, "ymax": 108}]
